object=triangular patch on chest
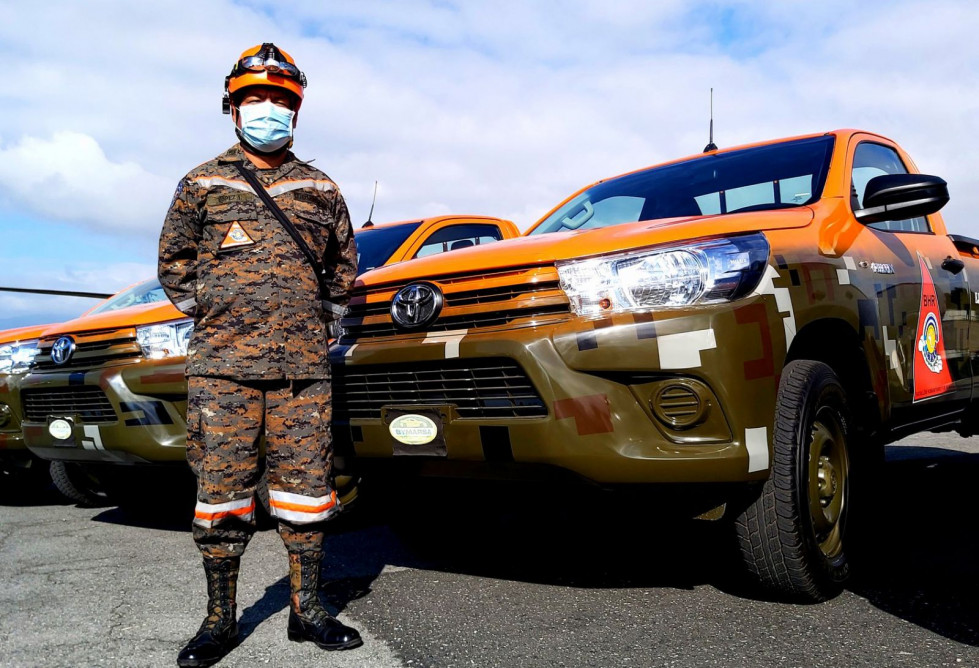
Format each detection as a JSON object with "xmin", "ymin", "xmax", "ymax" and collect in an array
[{"xmin": 219, "ymin": 221, "xmax": 256, "ymax": 249}]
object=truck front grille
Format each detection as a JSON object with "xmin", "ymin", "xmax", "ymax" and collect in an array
[
  {"xmin": 23, "ymin": 387, "xmax": 117, "ymax": 423},
  {"xmin": 33, "ymin": 329, "xmax": 141, "ymax": 371},
  {"xmin": 340, "ymin": 266, "xmax": 571, "ymax": 342},
  {"xmin": 333, "ymin": 357, "xmax": 547, "ymax": 420}
]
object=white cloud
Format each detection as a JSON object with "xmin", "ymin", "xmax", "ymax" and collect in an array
[
  {"xmin": 0, "ymin": 132, "xmax": 173, "ymax": 233},
  {"xmin": 0, "ymin": 0, "xmax": 977, "ymax": 275}
]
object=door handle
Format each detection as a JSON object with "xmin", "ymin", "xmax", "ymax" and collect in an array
[{"xmin": 941, "ymin": 256, "xmax": 965, "ymax": 275}]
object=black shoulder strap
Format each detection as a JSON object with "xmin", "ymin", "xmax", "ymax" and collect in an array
[{"xmin": 231, "ymin": 161, "xmax": 329, "ymax": 299}]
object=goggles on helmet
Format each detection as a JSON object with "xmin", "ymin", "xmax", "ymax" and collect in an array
[
  {"xmin": 230, "ymin": 44, "xmax": 307, "ymax": 87},
  {"xmin": 234, "ymin": 56, "xmax": 305, "ymax": 83}
]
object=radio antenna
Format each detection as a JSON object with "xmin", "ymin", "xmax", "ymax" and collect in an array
[
  {"xmin": 703, "ymin": 88, "xmax": 718, "ymax": 153},
  {"xmin": 363, "ymin": 181, "xmax": 378, "ymax": 228}
]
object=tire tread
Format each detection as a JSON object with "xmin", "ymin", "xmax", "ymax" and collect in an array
[{"xmin": 734, "ymin": 360, "xmax": 847, "ymax": 601}]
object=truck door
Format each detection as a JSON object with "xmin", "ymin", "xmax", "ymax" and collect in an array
[{"xmin": 850, "ymin": 140, "xmax": 971, "ymax": 427}]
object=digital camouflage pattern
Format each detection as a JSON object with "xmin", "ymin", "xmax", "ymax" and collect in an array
[
  {"xmin": 187, "ymin": 376, "xmax": 338, "ymax": 558},
  {"xmin": 329, "ymin": 129, "xmax": 979, "ymax": 486},
  {"xmin": 158, "ymin": 143, "xmax": 357, "ymax": 380}
]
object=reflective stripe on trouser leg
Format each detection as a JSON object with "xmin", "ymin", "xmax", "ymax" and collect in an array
[
  {"xmin": 268, "ymin": 489, "xmax": 339, "ymax": 523},
  {"xmin": 186, "ymin": 376, "xmax": 264, "ymax": 558},
  {"xmin": 264, "ymin": 379, "xmax": 335, "ymax": 552},
  {"xmin": 193, "ymin": 497, "xmax": 256, "ymax": 528}
]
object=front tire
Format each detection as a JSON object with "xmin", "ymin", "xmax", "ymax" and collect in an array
[
  {"xmin": 49, "ymin": 461, "xmax": 111, "ymax": 507},
  {"xmin": 735, "ymin": 360, "xmax": 851, "ymax": 601}
]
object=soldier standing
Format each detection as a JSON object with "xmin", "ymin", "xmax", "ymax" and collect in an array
[{"xmin": 158, "ymin": 43, "xmax": 361, "ymax": 667}]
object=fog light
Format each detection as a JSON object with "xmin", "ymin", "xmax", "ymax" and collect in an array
[{"xmin": 651, "ymin": 382, "xmax": 710, "ymax": 429}]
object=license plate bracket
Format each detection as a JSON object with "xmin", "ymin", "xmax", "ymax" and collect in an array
[{"xmin": 381, "ymin": 405, "xmax": 453, "ymax": 457}]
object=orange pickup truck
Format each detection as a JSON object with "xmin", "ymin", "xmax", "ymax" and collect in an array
[
  {"xmin": 17, "ymin": 215, "xmax": 518, "ymax": 502},
  {"xmin": 330, "ymin": 130, "xmax": 979, "ymax": 601},
  {"xmin": 0, "ymin": 324, "xmax": 51, "ymax": 487}
]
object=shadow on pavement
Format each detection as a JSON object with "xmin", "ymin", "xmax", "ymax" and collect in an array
[
  {"xmin": 89, "ymin": 467, "xmax": 198, "ymax": 531},
  {"xmin": 318, "ymin": 447, "xmax": 979, "ymax": 646},
  {"xmin": 327, "ymin": 478, "xmax": 741, "ymax": 591},
  {"xmin": 0, "ymin": 475, "xmax": 69, "ymax": 507},
  {"xmin": 59, "ymin": 444, "xmax": 979, "ymax": 645},
  {"xmin": 236, "ymin": 519, "xmax": 381, "ymax": 641},
  {"xmin": 846, "ymin": 446, "xmax": 979, "ymax": 645}
]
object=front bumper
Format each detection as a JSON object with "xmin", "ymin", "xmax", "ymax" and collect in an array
[
  {"xmin": 18, "ymin": 357, "xmax": 188, "ymax": 464},
  {"xmin": 332, "ymin": 294, "xmax": 787, "ymax": 485},
  {"xmin": 0, "ymin": 372, "xmax": 30, "ymax": 457}
]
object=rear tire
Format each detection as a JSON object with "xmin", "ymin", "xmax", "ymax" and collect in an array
[
  {"xmin": 735, "ymin": 360, "xmax": 852, "ymax": 601},
  {"xmin": 50, "ymin": 461, "xmax": 111, "ymax": 507}
]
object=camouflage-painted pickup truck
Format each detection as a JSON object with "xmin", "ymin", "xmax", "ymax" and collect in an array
[
  {"xmin": 0, "ymin": 324, "xmax": 52, "ymax": 487},
  {"xmin": 330, "ymin": 130, "xmax": 979, "ymax": 601},
  {"xmin": 16, "ymin": 215, "xmax": 518, "ymax": 503}
]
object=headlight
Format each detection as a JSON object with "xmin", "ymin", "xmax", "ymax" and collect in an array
[
  {"xmin": 0, "ymin": 340, "xmax": 40, "ymax": 375},
  {"xmin": 556, "ymin": 233, "xmax": 770, "ymax": 316},
  {"xmin": 136, "ymin": 320, "xmax": 194, "ymax": 359}
]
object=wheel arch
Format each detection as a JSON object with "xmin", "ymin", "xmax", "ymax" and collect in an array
[{"xmin": 784, "ymin": 318, "xmax": 880, "ymax": 440}]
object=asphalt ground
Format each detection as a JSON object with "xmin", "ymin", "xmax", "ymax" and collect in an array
[{"xmin": 1, "ymin": 432, "xmax": 977, "ymax": 668}]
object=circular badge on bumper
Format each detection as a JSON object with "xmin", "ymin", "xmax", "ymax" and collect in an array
[
  {"xmin": 389, "ymin": 414, "xmax": 438, "ymax": 445},
  {"xmin": 48, "ymin": 419, "xmax": 73, "ymax": 441}
]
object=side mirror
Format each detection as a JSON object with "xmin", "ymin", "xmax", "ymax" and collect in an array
[{"xmin": 854, "ymin": 173, "xmax": 949, "ymax": 224}]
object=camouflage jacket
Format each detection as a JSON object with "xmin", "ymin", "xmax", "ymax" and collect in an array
[{"xmin": 158, "ymin": 144, "xmax": 357, "ymax": 380}]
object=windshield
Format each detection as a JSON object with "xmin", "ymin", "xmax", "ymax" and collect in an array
[
  {"xmin": 89, "ymin": 279, "xmax": 168, "ymax": 315},
  {"xmin": 529, "ymin": 135, "xmax": 835, "ymax": 235},
  {"xmin": 355, "ymin": 222, "xmax": 423, "ymax": 275}
]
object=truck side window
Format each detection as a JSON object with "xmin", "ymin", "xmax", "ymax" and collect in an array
[
  {"xmin": 851, "ymin": 143, "xmax": 930, "ymax": 233},
  {"xmin": 414, "ymin": 223, "xmax": 505, "ymax": 258}
]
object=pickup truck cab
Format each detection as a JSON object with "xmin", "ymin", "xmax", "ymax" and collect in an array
[
  {"xmin": 356, "ymin": 215, "xmax": 521, "ymax": 274},
  {"xmin": 17, "ymin": 216, "xmax": 518, "ymax": 501},
  {"xmin": 330, "ymin": 130, "xmax": 978, "ymax": 601}
]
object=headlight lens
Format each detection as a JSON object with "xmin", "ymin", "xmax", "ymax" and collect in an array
[
  {"xmin": 556, "ymin": 233, "xmax": 770, "ymax": 316},
  {"xmin": 136, "ymin": 320, "xmax": 194, "ymax": 359},
  {"xmin": 0, "ymin": 340, "xmax": 40, "ymax": 375}
]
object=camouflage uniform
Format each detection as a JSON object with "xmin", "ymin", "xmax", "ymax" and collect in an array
[{"xmin": 158, "ymin": 143, "xmax": 357, "ymax": 557}]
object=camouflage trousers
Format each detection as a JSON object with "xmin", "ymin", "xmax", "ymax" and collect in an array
[{"xmin": 186, "ymin": 376, "xmax": 339, "ymax": 559}]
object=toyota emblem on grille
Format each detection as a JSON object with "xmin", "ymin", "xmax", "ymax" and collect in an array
[
  {"xmin": 51, "ymin": 336, "xmax": 76, "ymax": 365},
  {"xmin": 391, "ymin": 283, "xmax": 443, "ymax": 330}
]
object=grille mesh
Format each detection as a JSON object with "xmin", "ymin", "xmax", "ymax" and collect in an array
[
  {"xmin": 23, "ymin": 387, "xmax": 117, "ymax": 423},
  {"xmin": 333, "ymin": 357, "xmax": 547, "ymax": 420}
]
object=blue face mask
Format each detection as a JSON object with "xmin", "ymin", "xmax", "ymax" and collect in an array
[{"xmin": 237, "ymin": 101, "xmax": 295, "ymax": 153}]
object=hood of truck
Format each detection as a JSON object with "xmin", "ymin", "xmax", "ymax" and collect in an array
[
  {"xmin": 39, "ymin": 301, "xmax": 185, "ymax": 337},
  {"xmin": 0, "ymin": 324, "xmax": 56, "ymax": 344},
  {"xmin": 357, "ymin": 207, "xmax": 814, "ymax": 287}
]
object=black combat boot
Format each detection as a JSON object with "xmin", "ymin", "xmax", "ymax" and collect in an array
[
  {"xmin": 286, "ymin": 551, "xmax": 363, "ymax": 651},
  {"xmin": 177, "ymin": 557, "xmax": 241, "ymax": 667}
]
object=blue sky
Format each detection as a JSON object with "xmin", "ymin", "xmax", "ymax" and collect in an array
[{"xmin": 2, "ymin": 0, "xmax": 978, "ymax": 329}]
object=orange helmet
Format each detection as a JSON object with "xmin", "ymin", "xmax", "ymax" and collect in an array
[{"xmin": 222, "ymin": 43, "xmax": 306, "ymax": 114}]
